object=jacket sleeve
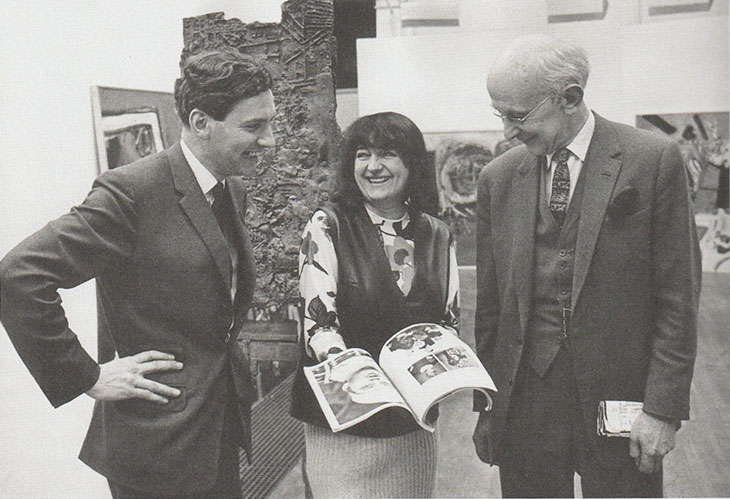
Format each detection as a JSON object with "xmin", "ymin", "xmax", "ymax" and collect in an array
[
  {"xmin": 473, "ymin": 168, "xmax": 501, "ymax": 411},
  {"xmin": 0, "ymin": 170, "xmax": 138, "ymax": 407},
  {"xmin": 642, "ymin": 140, "xmax": 701, "ymax": 420}
]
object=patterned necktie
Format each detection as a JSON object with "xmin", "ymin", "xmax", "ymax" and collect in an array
[{"xmin": 549, "ymin": 148, "xmax": 571, "ymax": 227}]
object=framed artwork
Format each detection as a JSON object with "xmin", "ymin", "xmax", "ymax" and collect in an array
[
  {"xmin": 636, "ymin": 112, "xmax": 728, "ymax": 214},
  {"xmin": 91, "ymin": 86, "xmax": 181, "ymax": 172},
  {"xmin": 637, "ymin": 112, "xmax": 729, "ymax": 272},
  {"xmin": 638, "ymin": 0, "xmax": 724, "ymax": 23},
  {"xmin": 695, "ymin": 211, "xmax": 730, "ymax": 273},
  {"xmin": 423, "ymin": 131, "xmax": 519, "ymax": 265}
]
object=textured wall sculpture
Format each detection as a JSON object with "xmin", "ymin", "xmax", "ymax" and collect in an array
[{"xmin": 182, "ymin": 0, "xmax": 340, "ymax": 319}]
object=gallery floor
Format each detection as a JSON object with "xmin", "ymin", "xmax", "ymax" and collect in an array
[
  {"xmin": 0, "ymin": 269, "xmax": 726, "ymax": 498},
  {"xmin": 270, "ymin": 269, "xmax": 730, "ymax": 498}
]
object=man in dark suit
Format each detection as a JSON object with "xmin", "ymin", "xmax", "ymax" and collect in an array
[
  {"xmin": 471, "ymin": 34, "xmax": 700, "ymax": 497},
  {"xmin": 0, "ymin": 49, "xmax": 276, "ymax": 498}
]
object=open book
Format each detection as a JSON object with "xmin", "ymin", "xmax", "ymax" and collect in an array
[{"xmin": 304, "ymin": 323, "xmax": 497, "ymax": 433}]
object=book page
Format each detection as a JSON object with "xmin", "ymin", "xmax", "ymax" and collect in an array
[
  {"xmin": 379, "ymin": 323, "xmax": 497, "ymax": 430},
  {"xmin": 303, "ymin": 348, "xmax": 411, "ymax": 432},
  {"xmin": 598, "ymin": 400, "xmax": 644, "ymax": 437}
]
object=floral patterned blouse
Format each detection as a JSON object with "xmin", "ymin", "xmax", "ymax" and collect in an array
[{"xmin": 299, "ymin": 205, "xmax": 460, "ymax": 361}]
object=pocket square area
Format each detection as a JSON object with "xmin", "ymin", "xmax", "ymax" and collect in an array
[{"xmin": 607, "ymin": 187, "xmax": 641, "ymax": 220}]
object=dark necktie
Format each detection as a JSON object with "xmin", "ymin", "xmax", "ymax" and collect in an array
[
  {"xmin": 549, "ymin": 148, "xmax": 571, "ymax": 227},
  {"xmin": 211, "ymin": 182, "xmax": 236, "ymax": 244},
  {"xmin": 211, "ymin": 182, "xmax": 241, "ymax": 311}
]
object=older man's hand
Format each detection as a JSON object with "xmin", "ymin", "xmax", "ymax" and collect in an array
[{"xmin": 629, "ymin": 411, "xmax": 678, "ymax": 474}]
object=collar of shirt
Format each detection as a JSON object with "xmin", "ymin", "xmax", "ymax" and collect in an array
[
  {"xmin": 364, "ymin": 204, "xmax": 410, "ymax": 229},
  {"xmin": 545, "ymin": 111, "xmax": 596, "ymax": 170},
  {"xmin": 181, "ymin": 138, "xmax": 219, "ymax": 205}
]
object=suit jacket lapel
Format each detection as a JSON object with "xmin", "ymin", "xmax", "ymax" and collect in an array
[
  {"xmin": 511, "ymin": 153, "xmax": 541, "ymax": 335},
  {"xmin": 228, "ymin": 176, "xmax": 256, "ymax": 312},
  {"xmin": 168, "ymin": 143, "xmax": 232, "ymax": 294},
  {"xmin": 571, "ymin": 114, "xmax": 622, "ymax": 310}
]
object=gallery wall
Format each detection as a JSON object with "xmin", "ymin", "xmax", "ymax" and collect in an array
[
  {"xmin": 357, "ymin": 3, "xmax": 728, "ymax": 266},
  {"xmin": 0, "ymin": 2, "xmax": 280, "ymax": 497},
  {"xmin": 357, "ymin": 16, "xmax": 728, "ymax": 132}
]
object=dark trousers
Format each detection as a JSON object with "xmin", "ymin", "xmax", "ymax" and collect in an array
[
  {"xmin": 108, "ymin": 454, "xmax": 240, "ymax": 499},
  {"xmin": 498, "ymin": 346, "xmax": 662, "ymax": 498},
  {"xmin": 108, "ymin": 443, "xmax": 240, "ymax": 499}
]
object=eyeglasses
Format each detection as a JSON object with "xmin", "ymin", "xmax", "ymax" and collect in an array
[{"xmin": 493, "ymin": 93, "xmax": 554, "ymax": 124}]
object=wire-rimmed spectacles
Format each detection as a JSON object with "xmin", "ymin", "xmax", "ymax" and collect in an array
[{"xmin": 493, "ymin": 93, "xmax": 554, "ymax": 124}]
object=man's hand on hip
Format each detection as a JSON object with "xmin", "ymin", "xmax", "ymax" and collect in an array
[
  {"xmin": 86, "ymin": 351, "xmax": 183, "ymax": 404},
  {"xmin": 629, "ymin": 411, "xmax": 678, "ymax": 474}
]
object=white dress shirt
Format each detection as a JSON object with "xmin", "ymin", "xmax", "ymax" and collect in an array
[
  {"xmin": 181, "ymin": 138, "xmax": 238, "ymax": 302},
  {"xmin": 545, "ymin": 111, "xmax": 596, "ymax": 206}
]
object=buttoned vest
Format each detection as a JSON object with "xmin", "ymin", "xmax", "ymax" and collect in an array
[{"xmin": 525, "ymin": 163, "xmax": 587, "ymax": 376}]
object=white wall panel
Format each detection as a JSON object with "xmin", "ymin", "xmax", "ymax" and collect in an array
[{"xmin": 358, "ymin": 16, "xmax": 728, "ymax": 133}]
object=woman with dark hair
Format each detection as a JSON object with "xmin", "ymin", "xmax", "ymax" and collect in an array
[{"xmin": 290, "ymin": 112, "xmax": 459, "ymax": 497}]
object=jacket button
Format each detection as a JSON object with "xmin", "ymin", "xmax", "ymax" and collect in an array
[
  {"xmin": 516, "ymin": 336, "xmax": 523, "ymax": 344},
  {"xmin": 559, "ymin": 249, "xmax": 567, "ymax": 257},
  {"xmin": 508, "ymin": 377, "xmax": 513, "ymax": 385}
]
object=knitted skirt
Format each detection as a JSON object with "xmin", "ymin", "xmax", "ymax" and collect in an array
[{"xmin": 303, "ymin": 423, "xmax": 438, "ymax": 498}]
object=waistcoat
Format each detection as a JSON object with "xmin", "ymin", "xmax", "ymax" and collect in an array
[
  {"xmin": 525, "ymin": 164, "xmax": 587, "ymax": 377},
  {"xmin": 290, "ymin": 202, "xmax": 452, "ymax": 437}
]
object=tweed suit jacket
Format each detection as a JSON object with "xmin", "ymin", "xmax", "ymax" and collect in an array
[
  {"xmin": 473, "ymin": 113, "xmax": 701, "ymax": 466},
  {"xmin": 0, "ymin": 142, "xmax": 257, "ymax": 495}
]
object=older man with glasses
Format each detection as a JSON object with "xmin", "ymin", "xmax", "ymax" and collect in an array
[{"xmin": 471, "ymin": 34, "xmax": 700, "ymax": 498}]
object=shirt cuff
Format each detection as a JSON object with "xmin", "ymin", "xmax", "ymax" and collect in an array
[{"xmin": 308, "ymin": 327, "xmax": 347, "ymax": 361}]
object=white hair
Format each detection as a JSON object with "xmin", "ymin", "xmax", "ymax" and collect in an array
[
  {"xmin": 492, "ymin": 34, "xmax": 591, "ymax": 95},
  {"xmin": 534, "ymin": 37, "xmax": 590, "ymax": 93}
]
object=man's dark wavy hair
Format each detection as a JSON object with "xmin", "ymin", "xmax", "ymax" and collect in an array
[
  {"xmin": 332, "ymin": 112, "xmax": 439, "ymax": 216},
  {"xmin": 174, "ymin": 48, "xmax": 273, "ymax": 125}
]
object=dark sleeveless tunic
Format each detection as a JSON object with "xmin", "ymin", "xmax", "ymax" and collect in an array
[{"xmin": 290, "ymin": 202, "xmax": 453, "ymax": 437}]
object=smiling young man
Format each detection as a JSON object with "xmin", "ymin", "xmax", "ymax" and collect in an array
[
  {"xmin": 471, "ymin": 35, "xmax": 700, "ymax": 497},
  {"xmin": 0, "ymin": 49, "xmax": 276, "ymax": 498}
]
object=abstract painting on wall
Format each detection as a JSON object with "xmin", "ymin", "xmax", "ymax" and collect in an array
[
  {"xmin": 637, "ymin": 112, "xmax": 730, "ymax": 272},
  {"xmin": 637, "ymin": 112, "xmax": 728, "ymax": 213},
  {"xmin": 423, "ymin": 131, "xmax": 519, "ymax": 265},
  {"xmin": 101, "ymin": 108, "xmax": 164, "ymax": 170},
  {"xmin": 91, "ymin": 86, "xmax": 181, "ymax": 172},
  {"xmin": 695, "ymin": 211, "xmax": 730, "ymax": 272}
]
